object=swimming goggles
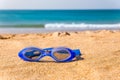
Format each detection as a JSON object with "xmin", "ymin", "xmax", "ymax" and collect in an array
[{"xmin": 18, "ymin": 47, "xmax": 81, "ymax": 62}]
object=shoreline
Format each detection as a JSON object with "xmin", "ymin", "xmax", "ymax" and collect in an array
[{"xmin": 0, "ymin": 27, "xmax": 120, "ymax": 34}]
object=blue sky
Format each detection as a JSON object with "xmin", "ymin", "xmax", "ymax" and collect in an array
[{"xmin": 0, "ymin": 0, "xmax": 120, "ymax": 9}]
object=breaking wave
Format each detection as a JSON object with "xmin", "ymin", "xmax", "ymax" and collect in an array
[{"xmin": 45, "ymin": 23, "xmax": 120, "ymax": 29}]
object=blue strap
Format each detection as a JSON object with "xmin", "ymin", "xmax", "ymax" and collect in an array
[
  {"xmin": 73, "ymin": 49, "xmax": 81, "ymax": 60},
  {"xmin": 43, "ymin": 47, "xmax": 53, "ymax": 51},
  {"xmin": 73, "ymin": 49, "xmax": 81, "ymax": 56}
]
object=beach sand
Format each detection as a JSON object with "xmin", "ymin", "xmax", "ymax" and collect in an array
[{"xmin": 0, "ymin": 30, "xmax": 120, "ymax": 80}]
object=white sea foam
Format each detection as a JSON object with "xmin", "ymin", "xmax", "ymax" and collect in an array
[{"xmin": 45, "ymin": 23, "xmax": 120, "ymax": 29}]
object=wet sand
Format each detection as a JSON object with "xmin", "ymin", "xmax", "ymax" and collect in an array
[{"xmin": 0, "ymin": 30, "xmax": 120, "ymax": 80}]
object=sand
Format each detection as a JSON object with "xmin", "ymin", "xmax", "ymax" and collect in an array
[{"xmin": 0, "ymin": 30, "xmax": 120, "ymax": 80}]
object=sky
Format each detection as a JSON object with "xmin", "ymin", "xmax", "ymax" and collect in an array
[{"xmin": 0, "ymin": 0, "xmax": 120, "ymax": 9}]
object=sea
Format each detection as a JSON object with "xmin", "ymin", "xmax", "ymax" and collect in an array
[{"xmin": 0, "ymin": 10, "xmax": 120, "ymax": 33}]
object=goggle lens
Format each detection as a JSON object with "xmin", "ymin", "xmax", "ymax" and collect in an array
[
  {"xmin": 24, "ymin": 49, "xmax": 41, "ymax": 60},
  {"xmin": 53, "ymin": 50, "xmax": 70, "ymax": 60}
]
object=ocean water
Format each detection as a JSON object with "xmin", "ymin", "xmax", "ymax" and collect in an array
[{"xmin": 0, "ymin": 10, "xmax": 120, "ymax": 30}]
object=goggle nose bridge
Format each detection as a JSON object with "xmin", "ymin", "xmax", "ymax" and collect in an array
[{"xmin": 42, "ymin": 50, "xmax": 52, "ymax": 56}]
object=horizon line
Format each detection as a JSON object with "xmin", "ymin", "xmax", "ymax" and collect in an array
[{"xmin": 0, "ymin": 9, "xmax": 120, "ymax": 10}]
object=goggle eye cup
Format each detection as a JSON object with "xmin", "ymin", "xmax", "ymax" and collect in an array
[
  {"xmin": 52, "ymin": 49, "xmax": 71, "ymax": 61},
  {"xmin": 23, "ymin": 49, "xmax": 42, "ymax": 60}
]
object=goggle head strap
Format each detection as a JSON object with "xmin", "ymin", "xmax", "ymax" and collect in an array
[{"xmin": 73, "ymin": 49, "xmax": 82, "ymax": 60}]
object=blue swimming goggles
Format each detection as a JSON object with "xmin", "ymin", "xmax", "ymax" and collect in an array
[{"xmin": 18, "ymin": 47, "xmax": 81, "ymax": 62}]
